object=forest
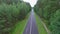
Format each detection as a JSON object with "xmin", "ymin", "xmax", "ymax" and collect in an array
[
  {"xmin": 34, "ymin": 0, "xmax": 60, "ymax": 34},
  {"xmin": 0, "ymin": 0, "xmax": 31, "ymax": 34},
  {"xmin": 0, "ymin": 0, "xmax": 60, "ymax": 34}
]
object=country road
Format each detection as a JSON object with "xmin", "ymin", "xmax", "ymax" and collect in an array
[{"xmin": 23, "ymin": 9, "xmax": 39, "ymax": 34}]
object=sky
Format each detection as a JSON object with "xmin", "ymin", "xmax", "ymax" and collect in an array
[{"xmin": 23, "ymin": 0, "xmax": 38, "ymax": 7}]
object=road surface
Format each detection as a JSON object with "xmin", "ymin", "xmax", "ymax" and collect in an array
[{"xmin": 23, "ymin": 9, "xmax": 39, "ymax": 34}]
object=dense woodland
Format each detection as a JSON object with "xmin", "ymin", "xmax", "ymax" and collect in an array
[
  {"xmin": 0, "ymin": 0, "xmax": 60, "ymax": 34},
  {"xmin": 34, "ymin": 0, "xmax": 60, "ymax": 34},
  {"xmin": 0, "ymin": 0, "xmax": 31, "ymax": 34}
]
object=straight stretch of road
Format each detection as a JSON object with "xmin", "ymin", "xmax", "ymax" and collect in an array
[{"xmin": 23, "ymin": 9, "xmax": 39, "ymax": 34}]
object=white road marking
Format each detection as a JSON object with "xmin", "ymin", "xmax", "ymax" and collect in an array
[
  {"xmin": 30, "ymin": 9, "xmax": 35, "ymax": 34},
  {"xmin": 30, "ymin": 11, "xmax": 33, "ymax": 34}
]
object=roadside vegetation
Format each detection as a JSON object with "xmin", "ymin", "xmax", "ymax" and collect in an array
[
  {"xmin": 35, "ymin": 13, "xmax": 47, "ymax": 34},
  {"xmin": 34, "ymin": 0, "xmax": 60, "ymax": 34},
  {"xmin": 0, "ymin": 0, "xmax": 31, "ymax": 34},
  {"xmin": 11, "ymin": 13, "xmax": 30, "ymax": 34}
]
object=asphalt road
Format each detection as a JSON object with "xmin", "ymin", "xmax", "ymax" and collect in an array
[{"xmin": 23, "ymin": 9, "xmax": 39, "ymax": 34}]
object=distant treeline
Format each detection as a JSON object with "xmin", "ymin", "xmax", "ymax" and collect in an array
[
  {"xmin": 34, "ymin": 0, "xmax": 60, "ymax": 34},
  {"xmin": 0, "ymin": 0, "xmax": 31, "ymax": 34}
]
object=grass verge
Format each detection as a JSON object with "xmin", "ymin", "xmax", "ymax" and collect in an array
[
  {"xmin": 35, "ymin": 13, "xmax": 47, "ymax": 34},
  {"xmin": 11, "ymin": 13, "xmax": 30, "ymax": 34}
]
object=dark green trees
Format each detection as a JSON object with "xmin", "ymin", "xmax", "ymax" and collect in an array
[
  {"xmin": 0, "ymin": 0, "xmax": 31, "ymax": 34},
  {"xmin": 49, "ymin": 9, "xmax": 60, "ymax": 34},
  {"xmin": 34, "ymin": 0, "xmax": 60, "ymax": 34}
]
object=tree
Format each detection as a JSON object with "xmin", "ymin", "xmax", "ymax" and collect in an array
[{"xmin": 49, "ymin": 9, "xmax": 60, "ymax": 34}]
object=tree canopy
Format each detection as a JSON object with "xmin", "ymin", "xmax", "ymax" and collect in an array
[{"xmin": 34, "ymin": 0, "xmax": 60, "ymax": 34}]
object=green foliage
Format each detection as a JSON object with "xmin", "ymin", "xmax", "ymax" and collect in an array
[
  {"xmin": 0, "ymin": 1, "xmax": 31, "ymax": 34},
  {"xmin": 34, "ymin": 0, "xmax": 60, "ymax": 34},
  {"xmin": 49, "ymin": 9, "xmax": 60, "ymax": 34},
  {"xmin": 0, "ymin": 0, "xmax": 21, "ymax": 4}
]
